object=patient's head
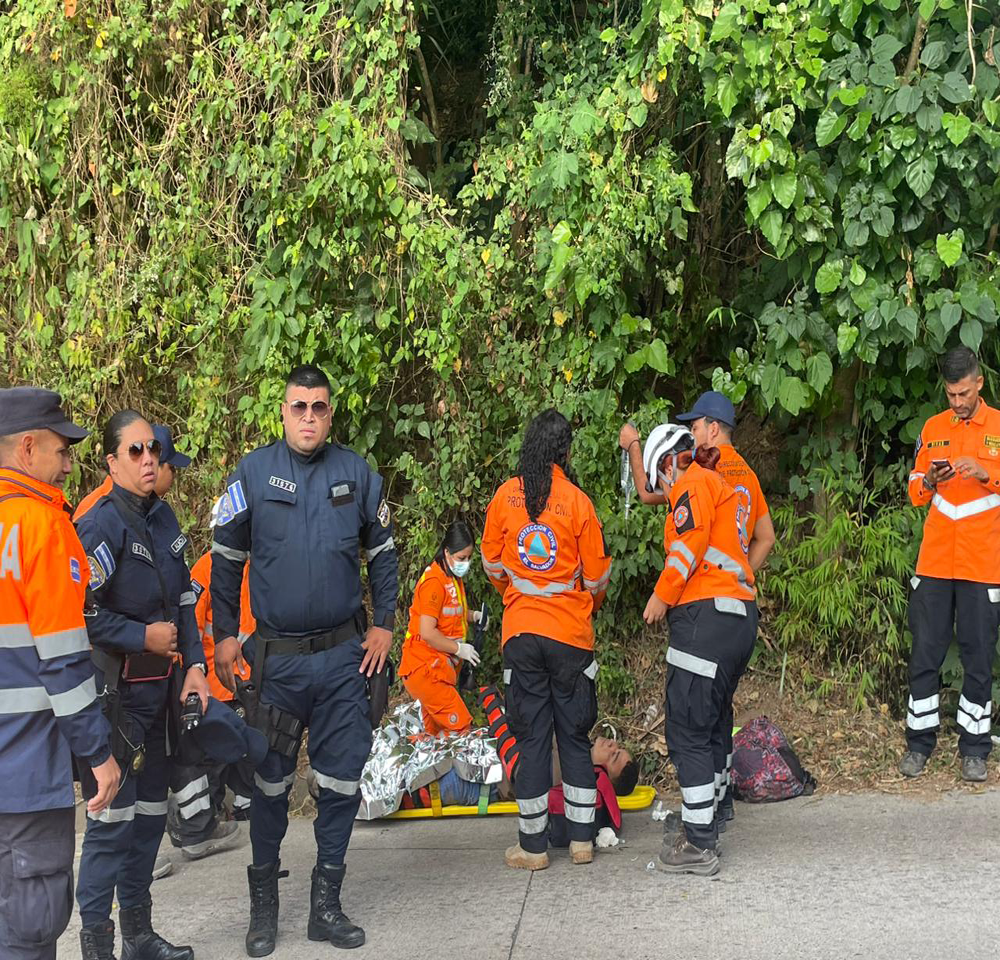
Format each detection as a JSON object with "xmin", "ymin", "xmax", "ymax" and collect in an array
[{"xmin": 591, "ymin": 737, "xmax": 639, "ymax": 796}]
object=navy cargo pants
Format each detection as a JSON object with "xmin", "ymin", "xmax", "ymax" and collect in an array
[{"xmin": 246, "ymin": 635, "xmax": 372, "ymax": 866}]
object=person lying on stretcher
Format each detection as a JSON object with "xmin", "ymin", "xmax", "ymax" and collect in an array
[{"xmin": 401, "ymin": 686, "xmax": 639, "ymax": 844}]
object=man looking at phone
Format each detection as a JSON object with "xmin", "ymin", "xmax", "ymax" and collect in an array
[{"xmin": 902, "ymin": 346, "xmax": 1000, "ymax": 781}]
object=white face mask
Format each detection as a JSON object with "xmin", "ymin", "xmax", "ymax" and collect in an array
[{"xmin": 451, "ymin": 558, "xmax": 471, "ymax": 578}]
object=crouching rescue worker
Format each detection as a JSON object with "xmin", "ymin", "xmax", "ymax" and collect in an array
[
  {"xmin": 0, "ymin": 388, "xmax": 119, "ymax": 960},
  {"xmin": 75, "ymin": 411, "xmax": 210, "ymax": 959},
  {"xmin": 901, "ymin": 346, "xmax": 1000, "ymax": 782},
  {"xmin": 481, "ymin": 409, "xmax": 613, "ymax": 871},
  {"xmin": 211, "ymin": 364, "xmax": 398, "ymax": 956},
  {"xmin": 399, "ymin": 520, "xmax": 487, "ymax": 735},
  {"xmin": 641, "ymin": 424, "xmax": 757, "ymax": 877}
]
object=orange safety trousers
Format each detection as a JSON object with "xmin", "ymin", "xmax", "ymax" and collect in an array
[{"xmin": 401, "ymin": 653, "xmax": 472, "ymax": 735}]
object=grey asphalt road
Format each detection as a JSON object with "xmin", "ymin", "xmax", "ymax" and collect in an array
[{"xmin": 59, "ymin": 790, "xmax": 999, "ymax": 960}]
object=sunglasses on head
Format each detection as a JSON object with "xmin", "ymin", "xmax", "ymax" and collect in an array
[
  {"xmin": 121, "ymin": 439, "xmax": 162, "ymax": 461},
  {"xmin": 288, "ymin": 400, "xmax": 330, "ymax": 419}
]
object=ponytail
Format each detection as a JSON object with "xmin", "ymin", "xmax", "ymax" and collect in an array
[{"xmin": 676, "ymin": 445, "xmax": 720, "ymax": 471}]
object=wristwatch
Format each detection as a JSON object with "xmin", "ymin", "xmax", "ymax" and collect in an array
[{"xmin": 188, "ymin": 662, "xmax": 207, "ymax": 675}]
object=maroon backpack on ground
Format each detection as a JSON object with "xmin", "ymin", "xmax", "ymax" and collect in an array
[{"xmin": 731, "ymin": 716, "xmax": 817, "ymax": 802}]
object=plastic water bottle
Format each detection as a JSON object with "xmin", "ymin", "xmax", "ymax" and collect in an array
[{"xmin": 620, "ymin": 448, "xmax": 634, "ymax": 520}]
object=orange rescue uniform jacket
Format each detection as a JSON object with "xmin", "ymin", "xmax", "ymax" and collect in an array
[
  {"xmin": 481, "ymin": 466, "xmax": 613, "ymax": 651},
  {"xmin": 72, "ymin": 474, "xmax": 112, "ymax": 522},
  {"xmin": 908, "ymin": 401, "xmax": 1000, "ymax": 583},
  {"xmin": 189, "ymin": 550, "xmax": 254, "ymax": 701},
  {"xmin": 716, "ymin": 443, "xmax": 768, "ymax": 547},
  {"xmin": 0, "ymin": 468, "xmax": 111, "ymax": 813},
  {"xmin": 655, "ymin": 462, "xmax": 755, "ymax": 607},
  {"xmin": 399, "ymin": 560, "xmax": 469, "ymax": 678}
]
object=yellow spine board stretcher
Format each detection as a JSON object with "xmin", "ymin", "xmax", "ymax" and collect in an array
[{"xmin": 385, "ymin": 784, "xmax": 657, "ymax": 819}]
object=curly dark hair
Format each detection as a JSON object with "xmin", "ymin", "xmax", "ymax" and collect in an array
[{"xmin": 517, "ymin": 409, "xmax": 575, "ymax": 522}]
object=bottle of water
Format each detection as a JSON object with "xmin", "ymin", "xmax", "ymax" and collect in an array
[{"xmin": 620, "ymin": 448, "xmax": 635, "ymax": 520}]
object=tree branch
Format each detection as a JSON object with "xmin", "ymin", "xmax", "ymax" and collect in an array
[{"xmin": 903, "ymin": 15, "xmax": 928, "ymax": 80}]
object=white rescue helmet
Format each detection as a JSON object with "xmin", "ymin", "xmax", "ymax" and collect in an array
[{"xmin": 643, "ymin": 423, "xmax": 695, "ymax": 494}]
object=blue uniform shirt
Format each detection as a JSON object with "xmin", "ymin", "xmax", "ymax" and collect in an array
[
  {"xmin": 209, "ymin": 440, "xmax": 398, "ymax": 640},
  {"xmin": 77, "ymin": 486, "xmax": 203, "ymax": 665}
]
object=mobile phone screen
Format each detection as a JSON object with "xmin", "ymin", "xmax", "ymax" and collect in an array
[{"xmin": 931, "ymin": 458, "xmax": 952, "ymax": 471}]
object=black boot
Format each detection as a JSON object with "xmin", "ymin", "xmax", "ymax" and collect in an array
[
  {"xmin": 80, "ymin": 920, "xmax": 118, "ymax": 960},
  {"xmin": 119, "ymin": 899, "xmax": 193, "ymax": 960},
  {"xmin": 308, "ymin": 862, "xmax": 365, "ymax": 949},
  {"xmin": 246, "ymin": 860, "xmax": 287, "ymax": 958}
]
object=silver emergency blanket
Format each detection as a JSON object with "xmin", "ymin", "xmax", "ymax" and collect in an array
[{"xmin": 356, "ymin": 701, "xmax": 502, "ymax": 820}]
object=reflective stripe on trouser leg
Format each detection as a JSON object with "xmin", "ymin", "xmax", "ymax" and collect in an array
[
  {"xmin": 562, "ymin": 783, "xmax": 597, "ymax": 825},
  {"xmin": 250, "ymin": 752, "xmax": 298, "ymax": 867},
  {"xmin": 906, "ymin": 577, "xmax": 956, "ymax": 756},
  {"xmin": 954, "ymin": 580, "xmax": 1000, "ymax": 758},
  {"xmin": 77, "ymin": 793, "xmax": 137, "ymax": 927},
  {"xmin": 517, "ymin": 794, "xmax": 549, "ymax": 838}
]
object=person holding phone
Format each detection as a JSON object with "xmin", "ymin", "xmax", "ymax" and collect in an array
[
  {"xmin": 902, "ymin": 346, "xmax": 1000, "ymax": 782},
  {"xmin": 74, "ymin": 411, "xmax": 208, "ymax": 960}
]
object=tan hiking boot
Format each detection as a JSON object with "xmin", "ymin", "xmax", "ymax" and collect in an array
[
  {"xmin": 657, "ymin": 832, "xmax": 720, "ymax": 877},
  {"xmin": 569, "ymin": 841, "xmax": 593, "ymax": 864},
  {"xmin": 505, "ymin": 843, "xmax": 550, "ymax": 871}
]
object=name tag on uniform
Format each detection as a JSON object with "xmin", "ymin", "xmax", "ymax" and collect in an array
[
  {"xmin": 330, "ymin": 482, "xmax": 355, "ymax": 507},
  {"xmin": 170, "ymin": 534, "xmax": 187, "ymax": 556},
  {"xmin": 269, "ymin": 475, "xmax": 297, "ymax": 494},
  {"xmin": 132, "ymin": 542, "xmax": 153, "ymax": 564}
]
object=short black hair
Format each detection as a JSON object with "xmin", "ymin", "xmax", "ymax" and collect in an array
[
  {"xmin": 286, "ymin": 364, "xmax": 331, "ymax": 395},
  {"xmin": 611, "ymin": 759, "xmax": 639, "ymax": 797},
  {"xmin": 940, "ymin": 346, "xmax": 979, "ymax": 384},
  {"xmin": 702, "ymin": 416, "xmax": 734, "ymax": 440},
  {"xmin": 102, "ymin": 410, "xmax": 147, "ymax": 471}
]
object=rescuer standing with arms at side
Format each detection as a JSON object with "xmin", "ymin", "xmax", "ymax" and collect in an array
[
  {"xmin": 901, "ymin": 346, "xmax": 1000, "ymax": 782},
  {"xmin": 212, "ymin": 364, "xmax": 398, "ymax": 956}
]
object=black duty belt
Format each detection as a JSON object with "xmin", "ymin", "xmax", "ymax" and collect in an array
[{"xmin": 256, "ymin": 615, "xmax": 362, "ymax": 658}]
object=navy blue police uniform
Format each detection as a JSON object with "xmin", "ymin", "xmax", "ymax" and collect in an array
[
  {"xmin": 210, "ymin": 438, "xmax": 397, "ymax": 954},
  {"xmin": 75, "ymin": 484, "xmax": 204, "ymax": 957}
]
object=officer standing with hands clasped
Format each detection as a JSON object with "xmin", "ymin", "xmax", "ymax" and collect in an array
[
  {"xmin": 74, "ymin": 411, "xmax": 209, "ymax": 960},
  {"xmin": 211, "ymin": 364, "xmax": 398, "ymax": 956},
  {"xmin": 901, "ymin": 347, "xmax": 1000, "ymax": 782},
  {"xmin": 0, "ymin": 388, "xmax": 119, "ymax": 960}
]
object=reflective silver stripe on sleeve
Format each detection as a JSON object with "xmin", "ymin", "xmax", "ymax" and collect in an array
[
  {"xmin": 670, "ymin": 541, "xmax": 696, "ymax": 565},
  {"xmin": 173, "ymin": 775, "xmax": 209, "ymax": 805},
  {"xmin": 34, "ymin": 626, "xmax": 91, "ymax": 659},
  {"xmin": 0, "ymin": 624, "xmax": 34, "ymax": 649},
  {"xmin": 211, "ymin": 541, "xmax": 250, "ymax": 563},
  {"xmin": 49, "ymin": 676, "xmax": 97, "ymax": 716},
  {"xmin": 255, "ymin": 772, "xmax": 295, "ymax": 797},
  {"xmin": 667, "ymin": 556, "xmax": 691, "ymax": 580},
  {"xmin": 312, "ymin": 771, "xmax": 360, "ymax": 796},
  {"xmin": 908, "ymin": 693, "xmax": 939, "ymax": 713},
  {"xmin": 365, "ymin": 537, "xmax": 396, "ymax": 561},
  {"xmin": 563, "ymin": 784, "xmax": 597, "ymax": 805},
  {"xmin": 136, "ymin": 800, "xmax": 169, "ymax": 817},
  {"xmin": 518, "ymin": 815, "xmax": 549, "ymax": 834},
  {"xmin": 906, "ymin": 712, "xmax": 939, "ymax": 731},
  {"xmin": 681, "ymin": 782, "xmax": 716, "ymax": 805},
  {"xmin": 713, "ymin": 597, "xmax": 747, "ymax": 617},
  {"xmin": 516, "ymin": 794, "xmax": 549, "ymax": 816},
  {"xmin": 930, "ymin": 492, "xmax": 1000, "ymax": 520},
  {"xmin": 204, "ymin": 623, "xmax": 214, "ymax": 638},
  {"xmin": 666, "ymin": 646, "xmax": 718, "ymax": 679},
  {"xmin": 583, "ymin": 564, "xmax": 613, "ymax": 591},
  {"xmin": 480, "ymin": 550, "xmax": 505, "ymax": 577},
  {"xmin": 681, "ymin": 804, "xmax": 715, "ymax": 824},
  {"xmin": 908, "ymin": 472, "xmax": 924, "ymax": 483},
  {"xmin": 88, "ymin": 803, "xmax": 137, "ymax": 823},
  {"xmin": 441, "ymin": 606, "xmax": 464, "ymax": 615},
  {"xmin": 179, "ymin": 591, "xmax": 197, "ymax": 607}
]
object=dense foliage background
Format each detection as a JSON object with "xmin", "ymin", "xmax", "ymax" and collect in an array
[{"xmin": 4, "ymin": 0, "xmax": 1000, "ymax": 756}]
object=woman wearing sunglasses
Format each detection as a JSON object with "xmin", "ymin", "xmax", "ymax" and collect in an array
[{"xmin": 74, "ymin": 411, "xmax": 209, "ymax": 960}]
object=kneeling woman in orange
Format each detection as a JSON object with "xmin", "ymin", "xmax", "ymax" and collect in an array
[
  {"xmin": 399, "ymin": 521, "xmax": 484, "ymax": 735},
  {"xmin": 641, "ymin": 423, "xmax": 757, "ymax": 879}
]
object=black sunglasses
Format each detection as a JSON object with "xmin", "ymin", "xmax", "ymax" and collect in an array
[{"xmin": 121, "ymin": 439, "xmax": 162, "ymax": 461}]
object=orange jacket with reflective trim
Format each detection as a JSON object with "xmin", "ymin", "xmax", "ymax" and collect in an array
[
  {"xmin": 190, "ymin": 550, "xmax": 253, "ymax": 701},
  {"xmin": 908, "ymin": 401, "xmax": 1000, "ymax": 583},
  {"xmin": 654, "ymin": 462, "xmax": 755, "ymax": 607},
  {"xmin": 0, "ymin": 468, "xmax": 111, "ymax": 813},
  {"xmin": 481, "ymin": 466, "xmax": 612, "ymax": 651},
  {"xmin": 72, "ymin": 475, "xmax": 112, "ymax": 522},
  {"xmin": 399, "ymin": 560, "xmax": 468, "ymax": 678},
  {"xmin": 715, "ymin": 443, "xmax": 768, "ymax": 546}
]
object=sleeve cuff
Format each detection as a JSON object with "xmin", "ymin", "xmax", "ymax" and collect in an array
[{"xmin": 85, "ymin": 743, "xmax": 113, "ymax": 768}]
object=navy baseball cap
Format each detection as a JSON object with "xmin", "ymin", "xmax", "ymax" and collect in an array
[
  {"xmin": 674, "ymin": 391, "xmax": 737, "ymax": 429},
  {"xmin": 152, "ymin": 425, "xmax": 192, "ymax": 468},
  {"xmin": 0, "ymin": 387, "xmax": 89, "ymax": 443}
]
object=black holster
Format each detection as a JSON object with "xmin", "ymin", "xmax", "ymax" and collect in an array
[{"xmin": 366, "ymin": 658, "xmax": 396, "ymax": 730}]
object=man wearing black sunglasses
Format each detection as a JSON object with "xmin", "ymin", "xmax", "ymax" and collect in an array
[{"xmin": 211, "ymin": 363, "xmax": 398, "ymax": 955}]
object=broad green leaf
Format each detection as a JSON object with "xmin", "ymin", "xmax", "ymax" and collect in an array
[
  {"xmin": 837, "ymin": 323, "xmax": 859, "ymax": 355},
  {"xmin": 840, "ymin": 0, "xmax": 862, "ymax": 30},
  {"xmin": 547, "ymin": 151, "xmax": 580, "ymax": 190},
  {"xmin": 895, "ymin": 84, "xmax": 922, "ymax": 115},
  {"xmin": 896, "ymin": 306, "xmax": 919, "ymax": 340},
  {"xmin": 761, "ymin": 364, "xmax": 783, "ymax": 408},
  {"xmin": 815, "ymin": 109, "xmax": 848, "ymax": 147},
  {"xmin": 778, "ymin": 375, "xmax": 808, "ymax": 415},
  {"xmin": 871, "ymin": 36, "xmax": 905, "ymax": 62},
  {"xmin": 871, "ymin": 206, "xmax": 895, "ymax": 238},
  {"xmin": 849, "ymin": 262, "xmax": 867, "ymax": 286},
  {"xmin": 552, "ymin": 221, "xmax": 573, "ymax": 245},
  {"xmin": 868, "ymin": 61, "xmax": 896, "ymax": 87},
  {"xmin": 599, "ymin": 27, "xmax": 618, "ymax": 43},
  {"xmin": 806, "ymin": 353, "xmax": 834, "ymax": 393},
  {"xmin": 918, "ymin": 0, "xmax": 937, "ymax": 18},
  {"xmin": 960, "ymin": 317, "xmax": 983, "ymax": 352},
  {"xmin": 771, "ymin": 172, "xmax": 797, "ymax": 209},
  {"xmin": 939, "ymin": 71, "xmax": 972, "ymax": 105},
  {"xmin": 815, "ymin": 259, "xmax": 844, "ymax": 294},
  {"xmin": 710, "ymin": 3, "xmax": 740, "ymax": 42},
  {"xmin": 759, "ymin": 209, "xmax": 783, "ymax": 248},
  {"xmin": 718, "ymin": 75, "xmax": 737, "ymax": 118},
  {"xmin": 919, "ymin": 40, "xmax": 949, "ymax": 70},
  {"xmin": 646, "ymin": 338, "xmax": 671, "ymax": 374},
  {"xmin": 905, "ymin": 153, "xmax": 937, "ymax": 198},
  {"xmin": 569, "ymin": 100, "xmax": 602, "ymax": 139},
  {"xmin": 936, "ymin": 229, "xmax": 964, "ymax": 267},
  {"xmin": 847, "ymin": 110, "xmax": 873, "ymax": 140},
  {"xmin": 845, "ymin": 221, "xmax": 870, "ymax": 246},
  {"xmin": 941, "ymin": 112, "xmax": 971, "ymax": 145},
  {"xmin": 747, "ymin": 181, "xmax": 772, "ymax": 220},
  {"xmin": 627, "ymin": 102, "xmax": 648, "ymax": 127},
  {"xmin": 940, "ymin": 301, "xmax": 962, "ymax": 332},
  {"xmin": 837, "ymin": 84, "xmax": 867, "ymax": 107}
]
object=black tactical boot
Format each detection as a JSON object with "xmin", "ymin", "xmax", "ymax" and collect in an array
[
  {"xmin": 119, "ymin": 899, "xmax": 193, "ymax": 960},
  {"xmin": 80, "ymin": 920, "xmax": 118, "ymax": 960},
  {"xmin": 307, "ymin": 862, "xmax": 365, "ymax": 949},
  {"xmin": 246, "ymin": 860, "xmax": 287, "ymax": 957}
]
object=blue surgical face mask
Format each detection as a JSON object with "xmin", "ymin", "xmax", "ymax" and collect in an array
[{"xmin": 451, "ymin": 558, "xmax": 472, "ymax": 578}]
